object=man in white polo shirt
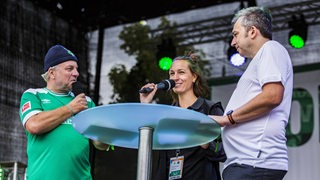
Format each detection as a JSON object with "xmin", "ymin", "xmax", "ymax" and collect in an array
[{"xmin": 210, "ymin": 6, "xmax": 293, "ymax": 180}]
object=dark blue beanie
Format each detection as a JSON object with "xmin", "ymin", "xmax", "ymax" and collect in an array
[{"xmin": 44, "ymin": 45, "xmax": 78, "ymax": 72}]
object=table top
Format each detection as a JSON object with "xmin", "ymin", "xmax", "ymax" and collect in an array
[{"xmin": 72, "ymin": 103, "xmax": 221, "ymax": 150}]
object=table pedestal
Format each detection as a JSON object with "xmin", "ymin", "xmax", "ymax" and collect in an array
[{"xmin": 137, "ymin": 127, "xmax": 154, "ymax": 180}]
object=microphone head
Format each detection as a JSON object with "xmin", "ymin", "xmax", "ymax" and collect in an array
[
  {"xmin": 158, "ymin": 79, "xmax": 175, "ymax": 90},
  {"xmin": 72, "ymin": 81, "xmax": 85, "ymax": 96}
]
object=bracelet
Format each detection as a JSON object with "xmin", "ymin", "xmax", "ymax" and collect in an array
[
  {"xmin": 226, "ymin": 110, "xmax": 236, "ymax": 125},
  {"xmin": 66, "ymin": 104, "xmax": 75, "ymax": 116}
]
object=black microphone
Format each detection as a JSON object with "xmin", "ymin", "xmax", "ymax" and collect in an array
[
  {"xmin": 72, "ymin": 81, "xmax": 85, "ymax": 96},
  {"xmin": 139, "ymin": 79, "xmax": 175, "ymax": 93}
]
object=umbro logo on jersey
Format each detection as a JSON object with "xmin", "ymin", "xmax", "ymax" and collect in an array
[
  {"xmin": 41, "ymin": 99, "xmax": 51, "ymax": 104},
  {"xmin": 21, "ymin": 101, "xmax": 31, "ymax": 114}
]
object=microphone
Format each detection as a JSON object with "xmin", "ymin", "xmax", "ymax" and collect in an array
[
  {"xmin": 72, "ymin": 81, "xmax": 85, "ymax": 96},
  {"xmin": 139, "ymin": 79, "xmax": 175, "ymax": 93}
]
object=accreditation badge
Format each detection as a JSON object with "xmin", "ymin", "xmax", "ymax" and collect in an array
[{"xmin": 168, "ymin": 155, "xmax": 184, "ymax": 180}]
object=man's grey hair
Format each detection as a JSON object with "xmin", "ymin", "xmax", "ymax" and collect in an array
[
  {"xmin": 41, "ymin": 66, "xmax": 57, "ymax": 82},
  {"xmin": 231, "ymin": 6, "xmax": 273, "ymax": 39}
]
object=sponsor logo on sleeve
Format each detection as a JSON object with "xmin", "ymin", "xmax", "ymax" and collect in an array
[{"xmin": 21, "ymin": 101, "xmax": 31, "ymax": 114}]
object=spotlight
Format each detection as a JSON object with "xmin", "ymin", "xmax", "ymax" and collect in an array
[
  {"xmin": 229, "ymin": 52, "xmax": 246, "ymax": 67},
  {"xmin": 227, "ymin": 40, "xmax": 246, "ymax": 67},
  {"xmin": 156, "ymin": 38, "xmax": 176, "ymax": 71},
  {"xmin": 139, "ymin": 20, "xmax": 147, "ymax": 26},
  {"xmin": 56, "ymin": 2, "xmax": 63, "ymax": 10},
  {"xmin": 158, "ymin": 57, "xmax": 173, "ymax": 71},
  {"xmin": 288, "ymin": 14, "xmax": 308, "ymax": 49}
]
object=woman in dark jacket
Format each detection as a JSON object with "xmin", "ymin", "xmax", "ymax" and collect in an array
[{"xmin": 140, "ymin": 52, "xmax": 226, "ymax": 180}]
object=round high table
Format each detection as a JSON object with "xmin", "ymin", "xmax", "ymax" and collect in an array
[{"xmin": 72, "ymin": 103, "xmax": 221, "ymax": 180}]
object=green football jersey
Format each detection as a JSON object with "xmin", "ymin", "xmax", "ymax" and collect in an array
[{"xmin": 19, "ymin": 88, "xmax": 95, "ymax": 180}]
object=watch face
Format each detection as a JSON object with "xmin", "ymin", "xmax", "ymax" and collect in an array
[{"xmin": 227, "ymin": 110, "xmax": 233, "ymax": 115}]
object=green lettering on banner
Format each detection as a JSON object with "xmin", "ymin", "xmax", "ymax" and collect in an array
[{"xmin": 286, "ymin": 88, "xmax": 313, "ymax": 147}]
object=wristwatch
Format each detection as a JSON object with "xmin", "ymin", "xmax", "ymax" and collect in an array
[{"xmin": 227, "ymin": 110, "xmax": 236, "ymax": 125}]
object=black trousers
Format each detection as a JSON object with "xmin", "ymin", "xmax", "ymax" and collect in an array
[{"xmin": 222, "ymin": 163, "xmax": 287, "ymax": 180}]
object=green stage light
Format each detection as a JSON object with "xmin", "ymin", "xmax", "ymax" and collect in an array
[
  {"xmin": 156, "ymin": 38, "xmax": 176, "ymax": 71},
  {"xmin": 288, "ymin": 14, "xmax": 308, "ymax": 49},
  {"xmin": 0, "ymin": 167, "xmax": 3, "ymax": 180},
  {"xmin": 158, "ymin": 57, "xmax": 172, "ymax": 70},
  {"xmin": 289, "ymin": 34, "xmax": 305, "ymax": 49}
]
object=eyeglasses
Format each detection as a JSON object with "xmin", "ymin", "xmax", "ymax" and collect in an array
[{"xmin": 173, "ymin": 56, "xmax": 197, "ymax": 63}]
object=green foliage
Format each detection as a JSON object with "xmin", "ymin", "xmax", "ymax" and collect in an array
[
  {"xmin": 0, "ymin": 167, "xmax": 4, "ymax": 180},
  {"xmin": 108, "ymin": 17, "xmax": 210, "ymax": 104},
  {"xmin": 118, "ymin": 23, "xmax": 153, "ymax": 56}
]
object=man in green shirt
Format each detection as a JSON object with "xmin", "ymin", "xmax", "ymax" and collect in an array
[{"xmin": 19, "ymin": 44, "xmax": 107, "ymax": 180}]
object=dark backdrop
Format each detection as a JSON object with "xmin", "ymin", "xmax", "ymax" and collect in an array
[
  {"xmin": 0, "ymin": 0, "xmax": 142, "ymax": 179},
  {"xmin": 0, "ymin": 0, "xmax": 88, "ymax": 174}
]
